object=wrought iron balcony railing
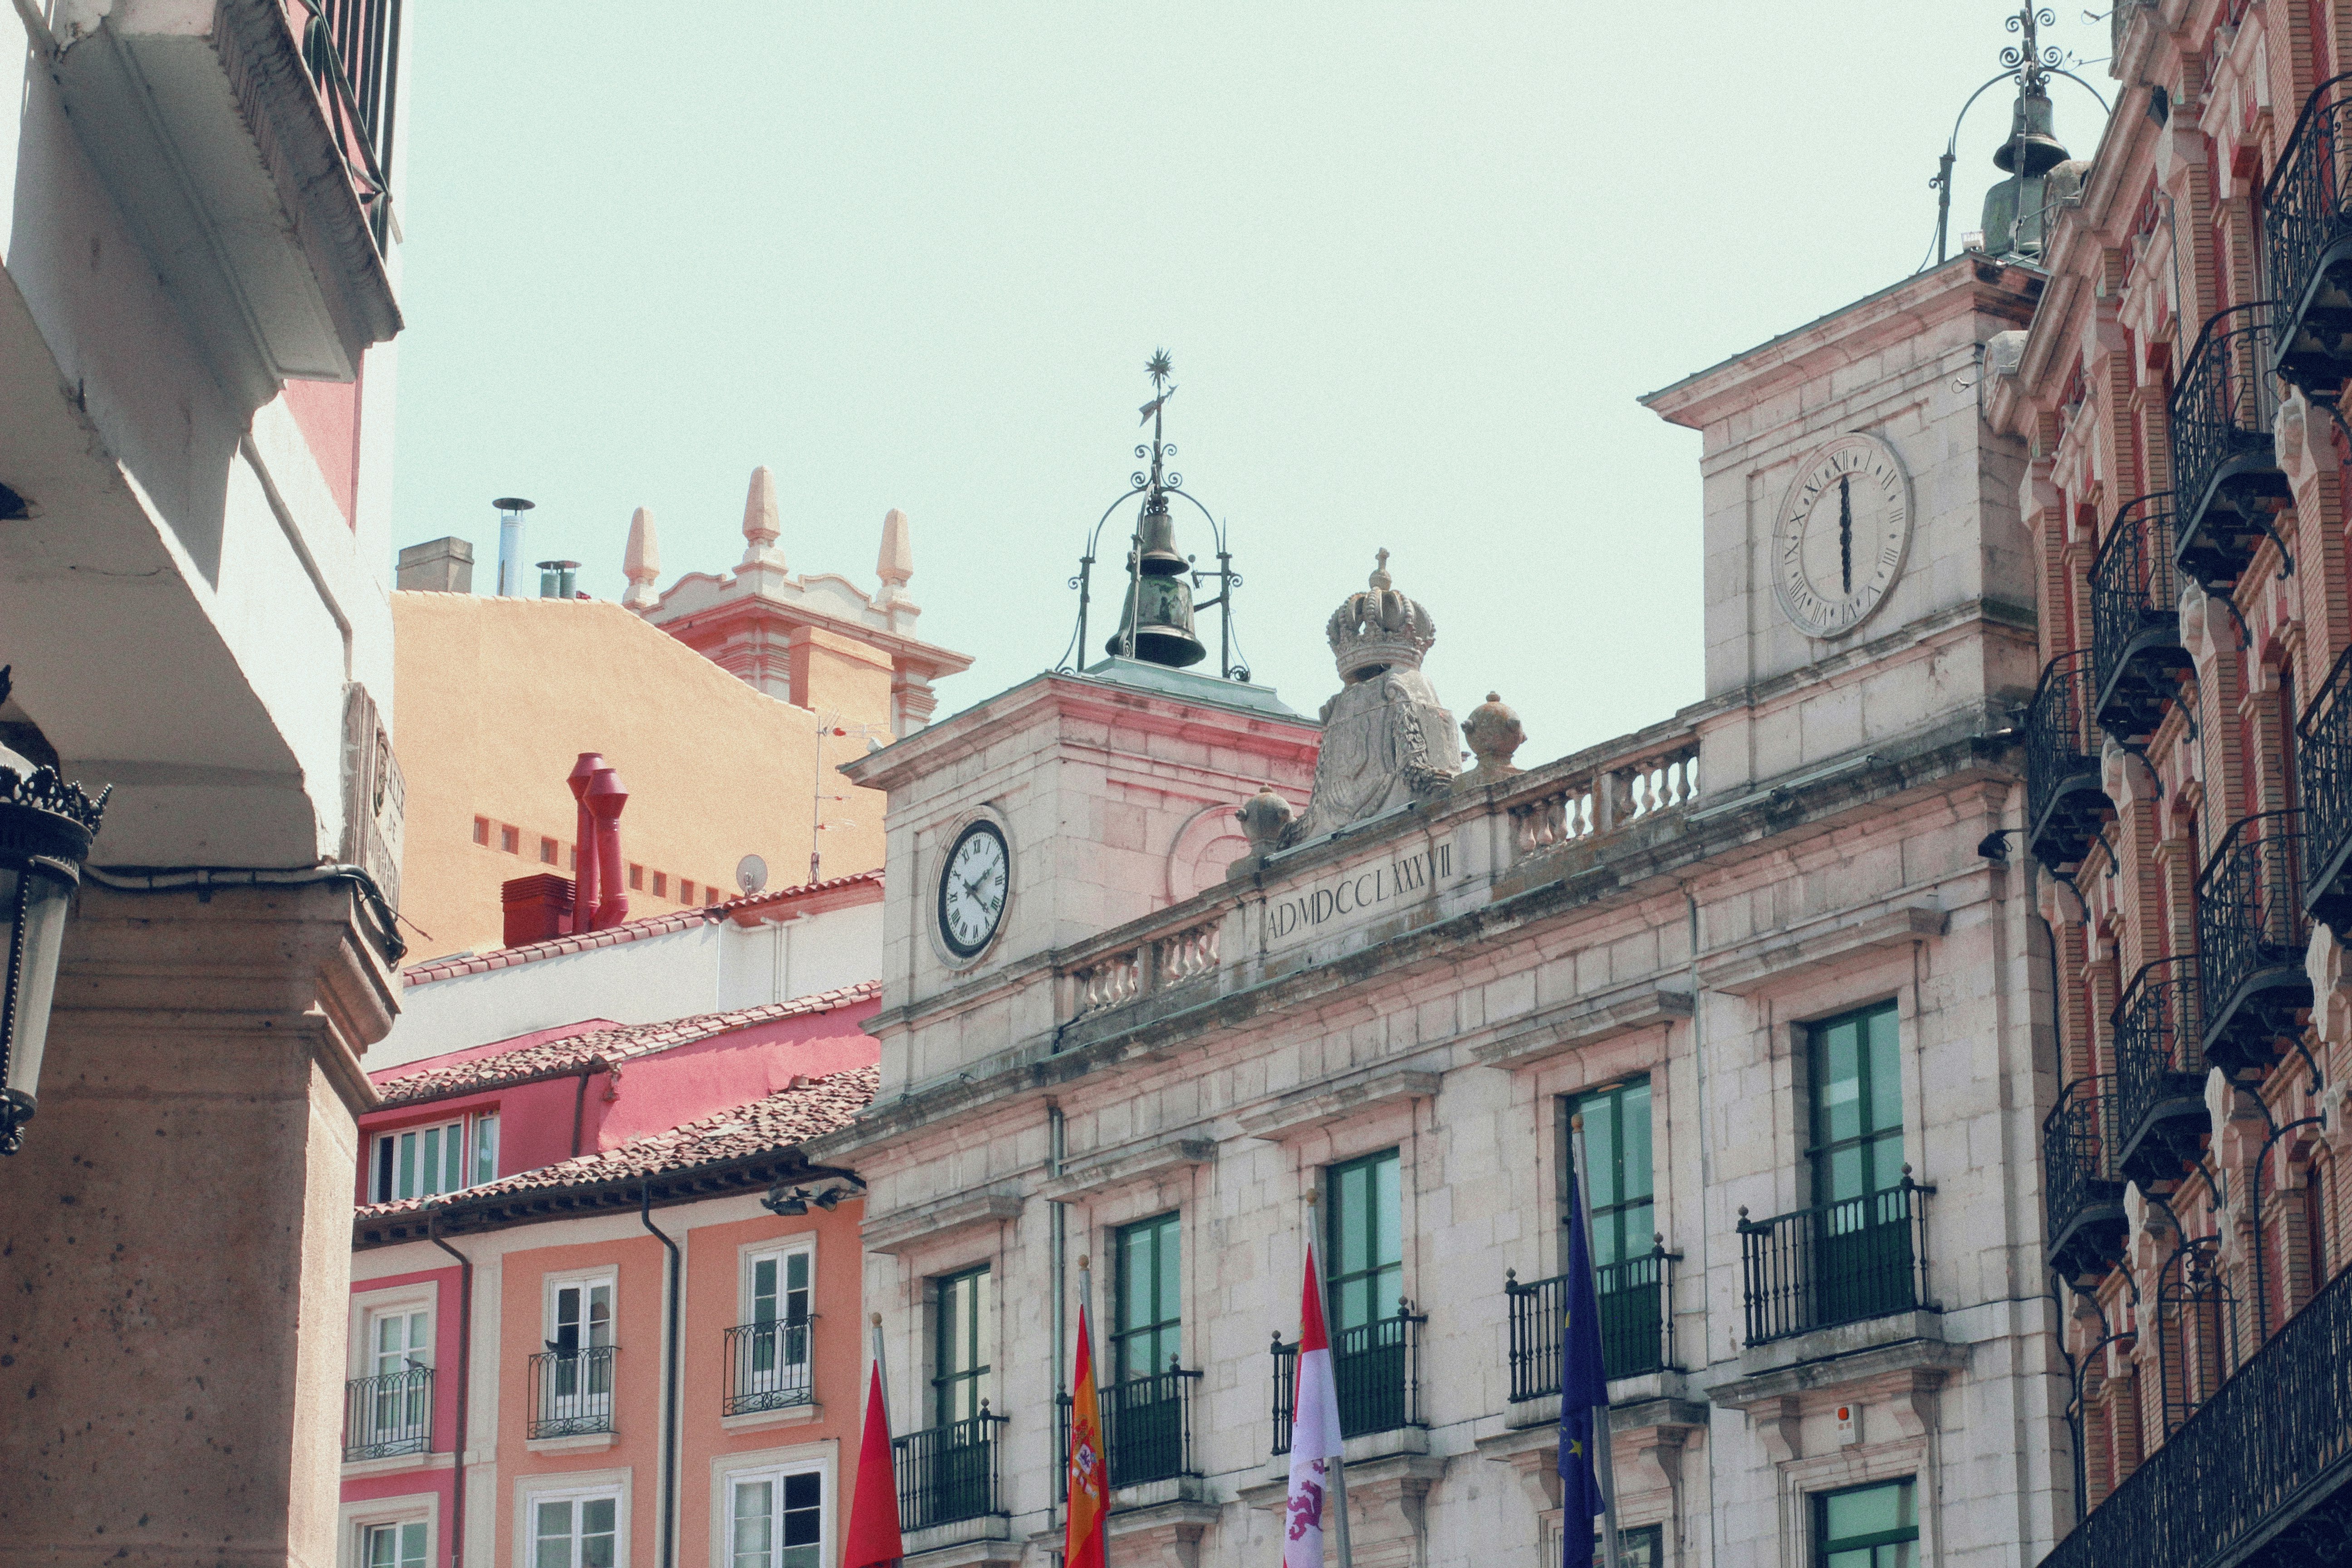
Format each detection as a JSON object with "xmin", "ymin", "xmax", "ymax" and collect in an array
[
  {"xmin": 1736, "ymin": 1175, "xmax": 1934, "ymax": 1346},
  {"xmin": 2299, "ymin": 643, "xmax": 2352, "ymax": 937},
  {"xmin": 2025, "ymin": 650, "xmax": 2110, "ymax": 874},
  {"xmin": 2090, "ymin": 495, "xmax": 2190, "ymax": 743},
  {"xmin": 343, "ymin": 1367, "xmax": 433, "ymax": 1461},
  {"xmin": 2263, "ymin": 72, "xmax": 2352, "ymax": 393},
  {"xmin": 894, "ymin": 1409, "xmax": 1009, "ymax": 1532},
  {"xmin": 1056, "ymin": 1364, "xmax": 1205, "ymax": 1495},
  {"xmin": 722, "ymin": 1318, "xmax": 813, "ymax": 1416},
  {"xmin": 2039, "ymin": 1250, "xmax": 2352, "ymax": 1568},
  {"xmin": 2197, "ymin": 810, "xmax": 2314, "ymax": 1074},
  {"xmin": 2043, "ymin": 1077, "xmax": 2127, "ymax": 1280},
  {"xmin": 527, "ymin": 1346, "xmax": 617, "ymax": 1439},
  {"xmin": 2114, "ymin": 956, "xmax": 2208, "ymax": 1189},
  {"xmin": 2170, "ymin": 302, "xmax": 2289, "ymax": 591},
  {"xmin": 293, "ymin": 0, "xmax": 402, "ymax": 253},
  {"xmin": 1270, "ymin": 1306, "xmax": 1427, "ymax": 1455},
  {"xmin": 1504, "ymin": 1243, "xmax": 1679, "ymax": 1401}
]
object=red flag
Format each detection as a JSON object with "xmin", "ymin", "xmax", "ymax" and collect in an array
[
  {"xmin": 843, "ymin": 1360, "xmax": 902, "ymax": 1568},
  {"xmin": 1284, "ymin": 1244, "xmax": 1345, "ymax": 1568},
  {"xmin": 1064, "ymin": 1303, "xmax": 1108, "ymax": 1568}
]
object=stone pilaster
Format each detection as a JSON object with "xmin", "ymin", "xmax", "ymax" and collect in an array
[{"xmin": 0, "ymin": 882, "xmax": 396, "ymax": 1568}]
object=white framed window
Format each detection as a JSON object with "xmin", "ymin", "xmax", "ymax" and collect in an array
[
  {"xmin": 372, "ymin": 1112, "xmax": 500, "ymax": 1203},
  {"xmin": 363, "ymin": 1520, "xmax": 429, "ymax": 1568},
  {"xmin": 541, "ymin": 1271, "xmax": 616, "ymax": 1429},
  {"xmin": 338, "ymin": 1494, "xmax": 436, "ymax": 1568},
  {"xmin": 710, "ymin": 1446, "xmax": 831, "ymax": 1568},
  {"xmin": 516, "ymin": 1475, "xmax": 627, "ymax": 1568},
  {"xmin": 730, "ymin": 1241, "xmax": 813, "ymax": 1412},
  {"xmin": 351, "ymin": 1300, "xmax": 434, "ymax": 1457}
]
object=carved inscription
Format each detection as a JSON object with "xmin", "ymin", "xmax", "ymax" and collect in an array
[{"xmin": 1267, "ymin": 841, "xmax": 1454, "ymax": 942}]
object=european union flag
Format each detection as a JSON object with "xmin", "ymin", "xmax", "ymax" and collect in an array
[{"xmin": 1558, "ymin": 1162, "xmax": 1610, "ymax": 1552}]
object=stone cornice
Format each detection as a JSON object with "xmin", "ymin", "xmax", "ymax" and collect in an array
[
  {"xmin": 1039, "ymin": 1134, "xmax": 1215, "ymax": 1202},
  {"xmin": 1234, "ymin": 1064, "xmax": 1442, "ymax": 1142},
  {"xmin": 860, "ymin": 1186, "xmax": 1025, "ymax": 1256},
  {"xmin": 1470, "ymin": 980, "xmax": 1693, "ymax": 1071},
  {"xmin": 1695, "ymin": 904, "xmax": 1948, "ymax": 996}
]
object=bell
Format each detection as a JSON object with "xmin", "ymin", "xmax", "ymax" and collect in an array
[
  {"xmin": 1991, "ymin": 88, "xmax": 2069, "ymax": 177},
  {"xmin": 1105, "ymin": 569, "xmax": 1208, "ymax": 668},
  {"xmin": 1137, "ymin": 495, "xmax": 1186, "ymax": 576}
]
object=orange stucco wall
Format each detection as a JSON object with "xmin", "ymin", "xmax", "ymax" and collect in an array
[{"xmin": 391, "ymin": 594, "xmax": 888, "ymax": 961}]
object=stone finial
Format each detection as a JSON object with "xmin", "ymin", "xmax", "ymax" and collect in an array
[
  {"xmin": 1324, "ymin": 549, "xmax": 1437, "ymax": 682},
  {"xmin": 622, "ymin": 506, "xmax": 661, "ymax": 611},
  {"xmin": 1228, "ymin": 784, "xmax": 1294, "ymax": 880},
  {"xmin": 741, "ymin": 466, "xmax": 785, "ymax": 569},
  {"xmin": 1454, "ymin": 692, "xmax": 1525, "ymax": 792},
  {"xmin": 2277, "ymin": 386, "xmax": 2311, "ymax": 475},
  {"xmin": 877, "ymin": 508, "xmax": 913, "ymax": 588}
]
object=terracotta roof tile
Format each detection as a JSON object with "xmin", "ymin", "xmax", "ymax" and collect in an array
[
  {"xmin": 371, "ymin": 980, "xmax": 881, "ymax": 1108},
  {"xmin": 400, "ymin": 870, "xmax": 884, "ymax": 988},
  {"xmin": 356, "ymin": 1065, "xmax": 878, "ymax": 1221}
]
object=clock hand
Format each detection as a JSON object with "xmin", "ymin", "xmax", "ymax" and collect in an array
[{"xmin": 1838, "ymin": 473, "xmax": 1852, "ymax": 596}]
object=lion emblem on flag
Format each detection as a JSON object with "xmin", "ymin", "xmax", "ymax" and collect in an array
[{"xmin": 1285, "ymin": 1475, "xmax": 1325, "ymax": 1541}]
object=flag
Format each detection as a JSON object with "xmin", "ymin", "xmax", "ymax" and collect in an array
[
  {"xmin": 1558, "ymin": 1161, "xmax": 1610, "ymax": 1552},
  {"xmin": 1284, "ymin": 1244, "xmax": 1346, "ymax": 1568},
  {"xmin": 843, "ymin": 1360, "xmax": 902, "ymax": 1568},
  {"xmin": 1064, "ymin": 1303, "xmax": 1108, "ymax": 1568}
]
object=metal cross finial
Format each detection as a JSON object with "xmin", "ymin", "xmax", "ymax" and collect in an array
[
  {"xmin": 1147, "ymin": 348, "xmax": 1173, "ymax": 390},
  {"xmin": 2001, "ymin": 5, "xmax": 2061, "ymax": 88}
]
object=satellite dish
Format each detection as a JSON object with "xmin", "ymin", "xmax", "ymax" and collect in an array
[{"xmin": 735, "ymin": 854, "xmax": 769, "ymax": 895}]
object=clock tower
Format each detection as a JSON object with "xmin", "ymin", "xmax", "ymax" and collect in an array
[{"xmin": 1640, "ymin": 255, "xmax": 2044, "ymax": 794}]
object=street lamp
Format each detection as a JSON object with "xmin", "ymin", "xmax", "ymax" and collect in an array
[{"xmin": 0, "ymin": 667, "xmax": 109, "ymax": 1155}]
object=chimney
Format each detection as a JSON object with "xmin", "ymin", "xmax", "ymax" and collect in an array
[
  {"xmin": 397, "ymin": 537, "xmax": 475, "ymax": 593},
  {"xmin": 493, "ymin": 496, "xmax": 535, "ymax": 596},
  {"xmin": 567, "ymin": 753, "xmax": 603, "ymax": 933},
  {"xmin": 537, "ymin": 560, "xmax": 580, "ymax": 598},
  {"xmin": 502, "ymin": 873, "xmax": 574, "ymax": 947},
  {"xmin": 588, "ymin": 764, "xmax": 630, "ymax": 927}
]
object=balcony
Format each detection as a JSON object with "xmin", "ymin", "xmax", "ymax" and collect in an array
[
  {"xmin": 1058, "ymin": 1365, "xmax": 1205, "ymax": 1494},
  {"xmin": 527, "ymin": 1347, "xmax": 616, "ymax": 1440},
  {"xmin": 1504, "ymin": 1243, "xmax": 1680, "ymax": 1401},
  {"xmin": 722, "ymin": 1318, "xmax": 812, "ymax": 1417},
  {"xmin": 52, "ymin": 0, "xmax": 405, "ymax": 410},
  {"xmin": 2090, "ymin": 495, "xmax": 2190, "ymax": 743},
  {"xmin": 2170, "ymin": 304, "xmax": 2289, "ymax": 592},
  {"xmin": 2039, "ymin": 1253, "xmax": 2352, "ymax": 1568},
  {"xmin": 1736, "ymin": 1176, "xmax": 1933, "ymax": 1346},
  {"xmin": 2114, "ymin": 957, "xmax": 2208, "ymax": 1189},
  {"xmin": 342, "ymin": 1367, "xmax": 432, "ymax": 1461},
  {"xmin": 2198, "ymin": 811, "xmax": 2314, "ymax": 1075},
  {"xmin": 2263, "ymin": 73, "xmax": 2352, "ymax": 393},
  {"xmin": 1270, "ymin": 1307, "xmax": 1427, "ymax": 1454},
  {"xmin": 2025, "ymin": 651, "xmax": 2110, "ymax": 875},
  {"xmin": 894, "ymin": 1410, "xmax": 1009, "ymax": 1532},
  {"xmin": 2043, "ymin": 1077, "xmax": 2127, "ymax": 1280},
  {"xmin": 2299, "ymin": 645, "xmax": 2352, "ymax": 936}
]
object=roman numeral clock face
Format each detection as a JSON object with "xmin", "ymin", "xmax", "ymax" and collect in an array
[
  {"xmin": 1770, "ymin": 433, "xmax": 1913, "ymax": 641},
  {"xmin": 937, "ymin": 820, "xmax": 1009, "ymax": 960}
]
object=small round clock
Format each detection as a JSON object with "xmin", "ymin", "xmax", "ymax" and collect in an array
[
  {"xmin": 1770, "ymin": 433, "xmax": 1913, "ymax": 640},
  {"xmin": 937, "ymin": 820, "xmax": 1009, "ymax": 960}
]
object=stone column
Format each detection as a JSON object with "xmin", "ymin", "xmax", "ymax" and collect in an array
[{"xmin": 0, "ymin": 882, "xmax": 396, "ymax": 1568}]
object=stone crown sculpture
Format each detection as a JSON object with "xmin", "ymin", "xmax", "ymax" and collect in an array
[{"xmin": 1327, "ymin": 548, "xmax": 1437, "ymax": 682}]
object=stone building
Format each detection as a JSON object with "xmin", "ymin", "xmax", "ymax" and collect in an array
[
  {"xmin": 812, "ymin": 250, "xmax": 2065, "ymax": 1566},
  {"xmin": 2000, "ymin": 0, "xmax": 2352, "ymax": 1561}
]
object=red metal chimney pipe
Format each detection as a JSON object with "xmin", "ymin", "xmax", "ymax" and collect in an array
[
  {"xmin": 567, "ymin": 752, "xmax": 604, "ymax": 933},
  {"xmin": 588, "ymin": 764, "xmax": 630, "ymax": 928}
]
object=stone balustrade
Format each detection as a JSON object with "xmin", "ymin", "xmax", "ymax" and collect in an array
[
  {"xmin": 1068, "ymin": 916, "xmax": 1222, "ymax": 1020},
  {"xmin": 1502, "ymin": 738, "xmax": 1699, "ymax": 862}
]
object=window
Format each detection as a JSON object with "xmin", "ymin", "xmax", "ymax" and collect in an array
[
  {"xmin": 735, "ymin": 1245, "xmax": 813, "ymax": 1408},
  {"xmin": 362, "ymin": 1521, "xmax": 428, "ymax": 1568},
  {"xmin": 706, "ymin": 888, "xmax": 722, "ymax": 906},
  {"xmin": 501, "ymin": 825, "xmax": 520, "ymax": 855},
  {"xmin": 1327, "ymin": 1149, "xmax": 1403, "ymax": 1332},
  {"xmin": 681, "ymin": 879, "xmax": 696, "ymax": 904},
  {"xmin": 1813, "ymin": 1479, "xmax": 1916, "ymax": 1568},
  {"xmin": 1589, "ymin": 1524, "xmax": 1663, "ymax": 1567},
  {"xmin": 652, "ymin": 872, "xmax": 668, "ymax": 898},
  {"xmin": 1808, "ymin": 1002, "xmax": 1903, "ymax": 1206},
  {"xmin": 372, "ymin": 1114, "xmax": 497, "ymax": 1203},
  {"xmin": 933, "ymin": 1266, "xmax": 991, "ymax": 1425},
  {"xmin": 1113, "ymin": 1214, "xmax": 1181, "ymax": 1381},
  {"xmin": 472, "ymin": 817, "xmax": 490, "ymax": 846},
  {"xmin": 533, "ymin": 1495, "xmax": 618, "ymax": 1568},
  {"xmin": 629, "ymin": 864, "xmax": 644, "ymax": 891},
  {"xmin": 1567, "ymin": 1079, "xmax": 1653, "ymax": 1268},
  {"xmin": 729, "ymin": 1470, "xmax": 823, "ymax": 1568},
  {"xmin": 355, "ymin": 1304, "xmax": 433, "ymax": 1455},
  {"xmin": 540, "ymin": 837, "xmax": 559, "ymax": 865},
  {"xmin": 544, "ymin": 1275, "xmax": 615, "ymax": 1421}
]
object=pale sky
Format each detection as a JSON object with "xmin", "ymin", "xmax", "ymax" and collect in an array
[{"xmin": 388, "ymin": 2, "xmax": 2111, "ymax": 758}]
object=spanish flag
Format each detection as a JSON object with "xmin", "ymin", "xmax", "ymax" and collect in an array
[{"xmin": 1063, "ymin": 1303, "xmax": 1108, "ymax": 1568}]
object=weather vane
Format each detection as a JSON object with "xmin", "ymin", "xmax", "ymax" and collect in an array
[
  {"xmin": 1058, "ymin": 351, "xmax": 1253, "ymax": 683},
  {"xmin": 1925, "ymin": 3, "xmax": 2107, "ymax": 266}
]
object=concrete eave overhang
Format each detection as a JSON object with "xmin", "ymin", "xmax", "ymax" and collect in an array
[
  {"xmin": 49, "ymin": 0, "xmax": 402, "ymax": 410},
  {"xmin": 809, "ymin": 725, "xmax": 2021, "ymax": 1162},
  {"xmin": 1638, "ymin": 256, "xmax": 2042, "ymax": 434},
  {"xmin": 844, "ymin": 667, "xmax": 1321, "ymax": 793}
]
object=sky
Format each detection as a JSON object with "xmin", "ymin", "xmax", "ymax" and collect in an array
[{"xmin": 387, "ymin": 2, "xmax": 2114, "ymax": 760}]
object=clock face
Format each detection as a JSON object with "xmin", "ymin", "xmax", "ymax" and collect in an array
[
  {"xmin": 937, "ymin": 821, "xmax": 1009, "ymax": 960},
  {"xmin": 1771, "ymin": 434, "xmax": 1912, "ymax": 639}
]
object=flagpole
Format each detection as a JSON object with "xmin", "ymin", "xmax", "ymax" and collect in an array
[
  {"xmin": 1569, "ymin": 1116, "xmax": 1623, "ymax": 1568},
  {"xmin": 1078, "ymin": 1255, "xmax": 1107, "ymax": 1568},
  {"xmin": 1304, "ymin": 1186, "xmax": 1355, "ymax": 1568},
  {"xmin": 869, "ymin": 1313, "xmax": 901, "ymax": 1568}
]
